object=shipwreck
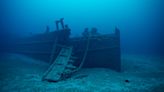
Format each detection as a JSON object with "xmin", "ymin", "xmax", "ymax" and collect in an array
[{"xmin": 10, "ymin": 18, "xmax": 121, "ymax": 82}]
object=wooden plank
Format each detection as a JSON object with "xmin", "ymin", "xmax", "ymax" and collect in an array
[{"xmin": 43, "ymin": 47, "xmax": 73, "ymax": 82}]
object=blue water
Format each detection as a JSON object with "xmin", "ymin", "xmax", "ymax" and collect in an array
[
  {"xmin": 0, "ymin": 0, "xmax": 163, "ymax": 54},
  {"xmin": 1, "ymin": 0, "xmax": 163, "ymax": 53},
  {"xmin": 0, "ymin": 1, "xmax": 164, "ymax": 91}
]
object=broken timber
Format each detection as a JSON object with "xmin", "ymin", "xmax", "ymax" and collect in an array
[{"xmin": 42, "ymin": 46, "xmax": 77, "ymax": 82}]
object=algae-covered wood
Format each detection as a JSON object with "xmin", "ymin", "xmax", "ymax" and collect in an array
[{"xmin": 43, "ymin": 47, "xmax": 77, "ymax": 82}]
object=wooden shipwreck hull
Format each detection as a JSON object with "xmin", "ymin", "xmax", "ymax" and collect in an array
[{"xmin": 11, "ymin": 29, "xmax": 121, "ymax": 72}]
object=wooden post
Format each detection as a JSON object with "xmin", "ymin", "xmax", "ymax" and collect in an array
[
  {"xmin": 115, "ymin": 27, "xmax": 120, "ymax": 38},
  {"xmin": 115, "ymin": 27, "xmax": 121, "ymax": 72}
]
